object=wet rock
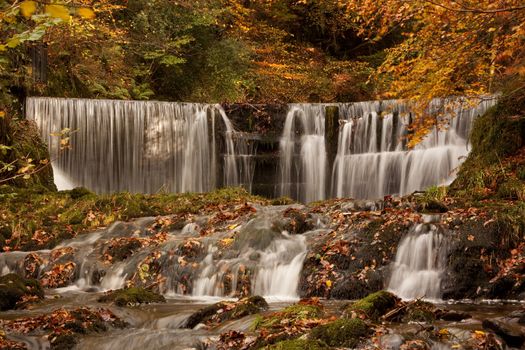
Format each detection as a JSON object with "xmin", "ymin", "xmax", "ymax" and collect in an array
[
  {"xmin": 346, "ymin": 290, "xmax": 399, "ymax": 320},
  {"xmin": 185, "ymin": 296, "xmax": 268, "ymax": 329},
  {"xmin": 2, "ymin": 307, "xmax": 126, "ymax": 350},
  {"xmin": 98, "ymin": 287, "xmax": 166, "ymax": 306},
  {"xmin": 401, "ymin": 301, "xmax": 436, "ymax": 323},
  {"xmin": 442, "ymin": 216, "xmax": 524, "ymax": 300},
  {"xmin": 416, "ymin": 199, "xmax": 449, "ymax": 213},
  {"xmin": 282, "ymin": 208, "xmax": 314, "ymax": 234},
  {"xmin": 0, "ymin": 273, "xmax": 43, "ymax": 311},
  {"xmin": 105, "ymin": 238, "xmax": 142, "ymax": 261},
  {"xmin": 436, "ymin": 310, "xmax": 471, "ymax": 322},
  {"xmin": 309, "ymin": 318, "xmax": 370, "ymax": 348},
  {"xmin": 482, "ymin": 318, "xmax": 525, "ymax": 348},
  {"xmin": 399, "ymin": 339, "xmax": 430, "ymax": 350},
  {"xmin": 50, "ymin": 333, "xmax": 78, "ymax": 350}
]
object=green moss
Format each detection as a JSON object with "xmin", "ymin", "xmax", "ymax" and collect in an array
[
  {"xmin": 271, "ymin": 196, "xmax": 295, "ymax": 205},
  {"xmin": 451, "ymin": 99, "xmax": 525, "ymax": 199},
  {"xmin": 267, "ymin": 338, "xmax": 330, "ymax": 350},
  {"xmin": 497, "ymin": 179, "xmax": 525, "ymax": 200},
  {"xmin": 0, "ymin": 273, "xmax": 44, "ymax": 311},
  {"xmin": 347, "ymin": 290, "xmax": 399, "ymax": 320},
  {"xmin": 68, "ymin": 187, "xmax": 93, "ymax": 199},
  {"xmin": 98, "ymin": 287, "xmax": 166, "ymax": 306},
  {"xmin": 253, "ymin": 304, "xmax": 323, "ymax": 330},
  {"xmin": 0, "ymin": 186, "xmax": 268, "ymax": 251},
  {"xmin": 402, "ymin": 301, "xmax": 436, "ymax": 323},
  {"xmin": 309, "ymin": 318, "xmax": 370, "ymax": 348}
]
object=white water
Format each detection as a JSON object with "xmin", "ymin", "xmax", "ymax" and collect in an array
[
  {"xmin": 192, "ymin": 232, "xmax": 307, "ymax": 300},
  {"xmin": 278, "ymin": 104, "xmax": 327, "ymax": 203},
  {"xmin": 26, "ymin": 97, "xmax": 246, "ymax": 194},
  {"xmin": 332, "ymin": 98, "xmax": 496, "ymax": 199},
  {"xmin": 388, "ymin": 216, "xmax": 447, "ymax": 300}
]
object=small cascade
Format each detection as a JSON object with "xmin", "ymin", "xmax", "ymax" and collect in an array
[
  {"xmin": 278, "ymin": 104, "xmax": 327, "ymax": 203},
  {"xmin": 26, "ymin": 97, "xmax": 246, "ymax": 194},
  {"xmin": 192, "ymin": 232, "xmax": 307, "ymax": 299},
  {"xmin": 0, "ymin": 206, "xmax": 314, "ymax": 300},
  {"xmin": 388, "ymin": 215, "xmax": 447, "ymax": 300},
  {"xmin": 252, "ymin": 233, "xmax": 307, "ymax": 298},
  {"xmin": 332, "ymin": 98, "xmax": 496, "ymax": 199}
]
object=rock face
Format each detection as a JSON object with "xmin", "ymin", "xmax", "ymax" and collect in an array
[
  {"xmin": 442, "ymin": 217, "xmax": 525, "ymax": 300},
  {"xmin": 0, "ymin": 273, "xmax": 43, "ymax": 310},
  {"xmin": 482, "ymin": 313, "xmax": 525, "ymax": 349}
]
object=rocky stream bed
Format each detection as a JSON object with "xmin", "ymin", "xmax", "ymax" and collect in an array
[{"xmin": 0, "ymin": 190, "xmax": 524, "ymax": 349}]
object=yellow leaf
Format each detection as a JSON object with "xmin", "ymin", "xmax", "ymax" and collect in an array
[
  {"xmin": 227, "ymin": 224, "xmax": 239, "ymax": 230},
  {"xmin": 20, "ymin": 1, "xmax": 37, "ymax": 18},
  {"xmin": 0, "ymin": 111, "xmax": 5, "ymax": 118},
  {"xmin": 325, "ymin": 280, "xmax": 332, "ymax": 288},
  {"xmin": 439, "ymin": 328, "xmax": 449, "ymax": 335},
  {"xmin": 77, "ymin": 7, "xmax": 95, "ymax": 19},
  {"xmin": 45, "ymin": 4, "xmax": 70, "ymax": 21},
  {"xmin": 474, "ymin": 330, "xmax": 485, "ymax": 336}
]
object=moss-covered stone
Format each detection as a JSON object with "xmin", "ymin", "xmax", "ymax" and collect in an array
[
  {"xmin": 267, "ymin": 338, "xmax": 330, "ymax": 350},
  {"xmin": 98, "ymin": 287, "xmax": 166, "ymax": 306},
  {"xmin": 254, "ymin": 303, "xmax": 324, "ymax": 330},
  {"xmin": 451, "ymin": 98, "xmax": 525, "ymax": 200},
  {"xmin": 309, "ymin": 318, "xmax": 370, "ymax": 348},
  {"xmin": 402, "ymin": 301, "xmax": 436, "ymax": 323},
  {"xmin": 0, "ymin": 273, "xmax": 44, "ymax": 311},
  {"xmin": 186, "ymin": 296, "xmax": 268, "ymax": 329},
  {"xmin": 347, "ymin": 290, "xmax": 399, "ymax": 320},
  {"xmin": 1, "ymin": 120, "xmax": 56, "ymax": 191}
]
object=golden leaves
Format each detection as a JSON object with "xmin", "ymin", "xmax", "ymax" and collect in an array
[
  {"xmin": 45, "ymin": 4, "xmax": 70, "ymax": 21},
  {"xmin": 20, "ymin": 1, "xmax": 37, "ymax": 18},
  {"xmin": 77, "ymin": 8, "xmax": 96, "ymax": 20}
]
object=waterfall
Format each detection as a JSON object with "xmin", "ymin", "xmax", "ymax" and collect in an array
[
  {"xmin": 26, "ymin": 97, "xmax": 246, "ymax": 194},
  {"xmin": 278, "ymin": 104, "xmax": 327, "ymax": 203},
  {"xmin": 28, "ymin": 96, "xmax": 495, "ymax": 200},
  {"xmin": 331, "ymin": 98, "xmax": 496, "ymax": 199},
  {"xmin": 388, "ymin": 215, "xmax": 447, "ymax": 300}
]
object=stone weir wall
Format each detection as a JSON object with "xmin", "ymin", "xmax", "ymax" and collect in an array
[{"xmin": 27, "ymin": 97, "xmax": 495, "ymax": 200}]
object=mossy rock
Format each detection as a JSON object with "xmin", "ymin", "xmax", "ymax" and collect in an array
[
  {"xmin": 267, "ymin": 338, "xmax": 330, "ymax": 350},
  {"xmin": 50, "ymin": 333, "xmax": 78, "ymax": 350},
  {"xmin": 0, "ymin": 273, "xmax": 44, "ymax": 311},
  {"xmin": 497, "ymin": 179, "xmax": 525, "ymax": 200},
  {"xmin": 98, "ymin": 287, "xmax": 166, "ymax": 306},
  {"xmin": 254, "ymin": 303, "xmax": 324, "ymax": 330},
  {"xmin": 186, "ymin": 296, "xmax": 268, "ymax": 329},
  {"xmin": 309, "ymin": 318, "xmax": 370, "ymax": 348},
  {"xmin": 402, "ymin": 301, "xmax": 436, "ymax": 323},
  {"xmin": 347, "ymin": 290, "xmax": 399, "ymax": 320},
  {"xmin": 68, "ymin": 187, "xmax": 94, "ymax": 200}
]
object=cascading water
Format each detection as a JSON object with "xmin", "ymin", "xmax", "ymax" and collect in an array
[
  {"xmin": 332, "ymin": 98, "xmax": 496, "ymax": 199},
  {"xmin": 278, "ymin": 104, "xmax": 327, "ymax": 203},
  {"xmin": 26, "ymin": 97, "xmax": 246, "ymax": 194},
  {"xmin": 388, "ymin": 215, "xmax": 448, "ymax": 300},
  {"xmin": 28, "ymin": 96, "xmax": 494, "ymax": 201},
  {"xmin": 192, "ymin": 207, "xmax": 311, "ymax": 300}
]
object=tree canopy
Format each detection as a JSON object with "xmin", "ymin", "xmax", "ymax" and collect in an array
[{"xmin": 0, "ymin": 1, "xmax": 523, "ymax": 124}]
